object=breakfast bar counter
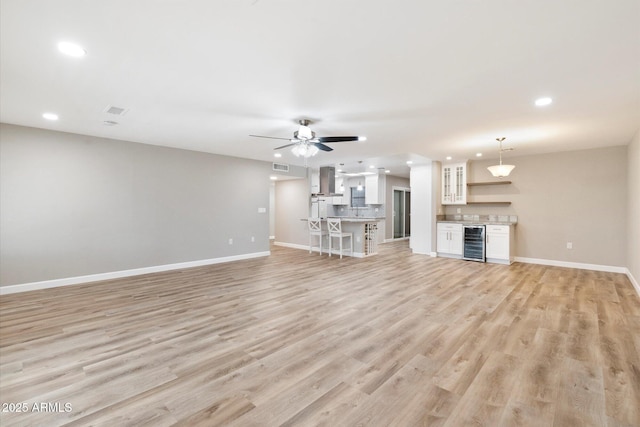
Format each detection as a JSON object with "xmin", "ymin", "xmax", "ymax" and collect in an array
[{"xmin": 304, "ymin": 217, "xmax": 385, "ymax": 257}]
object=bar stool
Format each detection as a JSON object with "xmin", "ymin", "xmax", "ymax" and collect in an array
[
  {"xmin": 308, "ymin": 218, "xmax": 327, "ymax": 255},
  {"xmin": 327, "ymin": 218, "xmax": 353, "ymax": 259}
]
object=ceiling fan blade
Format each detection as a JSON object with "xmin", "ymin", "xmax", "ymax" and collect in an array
[
  {"xmin": 317, "ymin": 136, "xmax": 361, "ymax": 143},
  {"xmin": 249, "ymin": 134, "xmax": 292, "ymax": 141},
  {"xmin": 314, "ymin": 142, "xmax": 333, "ymax": 152},
  {"xmin": 274, "ymin": 143, "xmax": 297, "ymax": 150}
]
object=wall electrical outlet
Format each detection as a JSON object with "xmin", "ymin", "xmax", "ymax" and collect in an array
[
  {"xmin": 228, "ymin": 238, "xmax": 233, "ymax": 245},
  {"xmin": 566, "ymin": 242, "xmax": 573, "ymax": 249}
]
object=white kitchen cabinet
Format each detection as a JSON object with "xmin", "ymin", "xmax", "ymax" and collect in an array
[
  {"xmin": 436, "ymin": 223, "xmax": 463, "ymax": 257},
  {"xmin": 442, "ymin": 162, "xmax": 467, "ymax": 204},
  {"xmin": 365, "ymin": 174, "xmax": 385, "ymax": 205},
  {"xmin": 486, "ymin": 224, "xmax": 514, "ymax": 264},
  {"xmin": 310, "ymin": 169, "xmax": 320, "ymax": 194}
]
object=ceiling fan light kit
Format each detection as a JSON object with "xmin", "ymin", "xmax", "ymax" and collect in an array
[
  {"xmin": 487, "ymin": 137, "xmax": 515, "ymax": 178},
  {"xmin": 250, "ymin": 119, "xmax": 365, "ymax": 159},
  {"xmin": 291, "ymin": 143, "xmax": 319, "ymax": 158}
]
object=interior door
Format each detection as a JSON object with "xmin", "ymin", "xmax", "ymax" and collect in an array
[
  {"xmin": 393, "ymin": 189, "xmax": 411, "ymax": 239},
  {"xmin": 393, "ymin": 190, "xmax": 403, "ymax": 238},
  {"xmin": 404, "ymin": 191, "xmax": 411, "ymax": 237}
]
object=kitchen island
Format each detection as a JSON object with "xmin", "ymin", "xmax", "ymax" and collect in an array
[{"xmin": 305, "ymin": 217, "xmax": 385, "ymax": 257}]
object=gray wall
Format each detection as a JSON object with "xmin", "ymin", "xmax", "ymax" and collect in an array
[
  {"xmin": 445, "ymin": 145, "xmax": 628, "ymax": 267},
  {"xmin": 274, "ymin": 178, "xmax": 309, "ymax": 246},
  {"xmin": 628, "ymin": 129, "xmax": 640, "ymax": 284},
  {"xmin": 0, "ymin": 124, "xmax": 272, "ymax": 286}
]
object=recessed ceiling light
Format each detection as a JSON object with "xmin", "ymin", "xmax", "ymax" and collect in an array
[
  {"xmin": 385, "ymin": 170, "xmax": 390, "ymax": 174},
  {"xmin": 57, "ymin": 41, "xmax": 86, "ymax": 57},
  {"xmin": 270, "ymin": 176, "xmax": 278, "ymax": 180},
  {"xmin": 476, "ymin": 153, "xmax": 483, "ymax": 157},
  {"xmin": 535, "ymin": 97, "xmax": 553, "ymax": 107},
  {"xmin": 406, "ymin": 161, "xmax": 413, "ymax": 165},
  {"xmin": 369, "ymin": 165, "xmax": 375, "ymax": 169},
  {"xmin": 446, "ymin": 156, "xmax": 452, "ymax": 160},
  {"xmin": 274, "ymin": 153, "xmax": 282, "ymax": 158},
  {"xmin": 42, "ymin": 112, "xmax": 58, "ymax": 121}
]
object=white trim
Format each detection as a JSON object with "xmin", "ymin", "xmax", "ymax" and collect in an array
[
  {"xmin": 486, "ymin": 257, "xmax": 512, "ymax": 265},
  {"xmin": 626, "ymin": 269, "xmax": 640, "ymax": 297},
  {"xmin": 273, "ymin": 241, "xmax": 308, "ymax": 250},
  {"xmin": 435, "ymin": 252, "xmax": 463, "ymax": 259},
  {"xmin": 391, "ymin": 186, "xmax": 411, "ymax": 240},
  {"xmin": 0, "ymin": 251, "xmax": 270, "ymax": 295},
  {"xmin": 514, "ymin": 256, "xmax": 627, "ymax": 274}
]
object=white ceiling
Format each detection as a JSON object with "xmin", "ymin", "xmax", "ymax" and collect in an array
[{"xmin": 1, "ymin": 0, "xmax": 639, "ymax": 177}]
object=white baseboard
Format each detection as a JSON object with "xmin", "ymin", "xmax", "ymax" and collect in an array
[
  {"xmin": 0, "ymin": 251, "xmax": 271, "ymax": 295},
  {"xmin": 515, "ymin": 257, "xmax": 639, "ymax": 297},
  {"xmin": 625, "ymin": 269, "xmax": 640, "ymax": 297},
  {"xmin": 439, "ymin": 255, "xmax": 639, "ymax": 297},
  {"xmin": 514, "ymin": 257, "xmax": 627, "ymax": 274},
  {"xmin": 273, "ymin": 241, "xmax": 308, "ymax": 250}
]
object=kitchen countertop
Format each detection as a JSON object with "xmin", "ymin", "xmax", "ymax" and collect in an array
[
  {"xmin": 437, "ymin": 214, "xmax": 517, "ymax": 225},
  {"xmin": 303, "ymin": 217, "xmax": 385, "ymax": 222},
  {"xmin": 300, "ymin": 216, "xmax": 385, "ymax": 223},
  {"xmin": 335, "ymin": 217, "xmax": 385, "ymax": 222},
  {"xmin": 437, "ymin": 220, "xmax": 517, "ymax": 225}
]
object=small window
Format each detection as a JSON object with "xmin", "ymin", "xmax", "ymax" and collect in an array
[{"xmin": 351, "ymin": 187, "xmax": 366, "ymax": 207}]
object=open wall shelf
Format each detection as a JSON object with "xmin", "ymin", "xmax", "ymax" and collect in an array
[{"xmin": 466, "ymin": 181, "xmax": 512, "ymax": 205}]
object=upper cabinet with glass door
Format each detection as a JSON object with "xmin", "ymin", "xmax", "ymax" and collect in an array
[{"xmin": 442, "ymin": 162, "xmax": 467, "ymax": 205}]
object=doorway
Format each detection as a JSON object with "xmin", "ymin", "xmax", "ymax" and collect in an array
[{"xmin": 393, "ymin": 187, "xmax": 411, "ymax": 239}]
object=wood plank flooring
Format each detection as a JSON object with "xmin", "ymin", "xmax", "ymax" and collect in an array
[{"xmin": 1, "ymin": 241, "xmax": 639, "ymax": 426}]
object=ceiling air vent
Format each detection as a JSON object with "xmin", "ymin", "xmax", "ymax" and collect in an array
[
  {"xmin": 104, "ymin": 105, "xmax": 129, "ymax": 116},
  {"xmin": 272, "ymin": 163, "xmax": 289, "ymax": 172}
]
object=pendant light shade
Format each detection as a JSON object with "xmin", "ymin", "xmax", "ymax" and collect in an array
[
  {"xmin": 487, "ymin": 163, "xmax": 515, "ymax": 178},
  {"xmin": 487, "ymin": 137, "xmax": 515, "ymax": 178}
]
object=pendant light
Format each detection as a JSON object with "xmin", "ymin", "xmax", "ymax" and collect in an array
[{"xmin": 487, "ymin": 137, "xmax": 515, "ymax": 178}]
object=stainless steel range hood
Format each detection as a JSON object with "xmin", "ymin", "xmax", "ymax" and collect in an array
[{"xmin": 315, "ymin": 166, "xmax": 343, "ymax": 196}]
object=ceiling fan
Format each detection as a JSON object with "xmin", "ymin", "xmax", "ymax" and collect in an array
[{"xmin": 250, "ymin": 119, "xmax": 366, "ymax": 158}]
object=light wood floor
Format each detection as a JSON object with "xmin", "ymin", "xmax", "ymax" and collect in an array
[{"xmin": 1, "ymin": 241, "xmax": 639, "ymax": 426}]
